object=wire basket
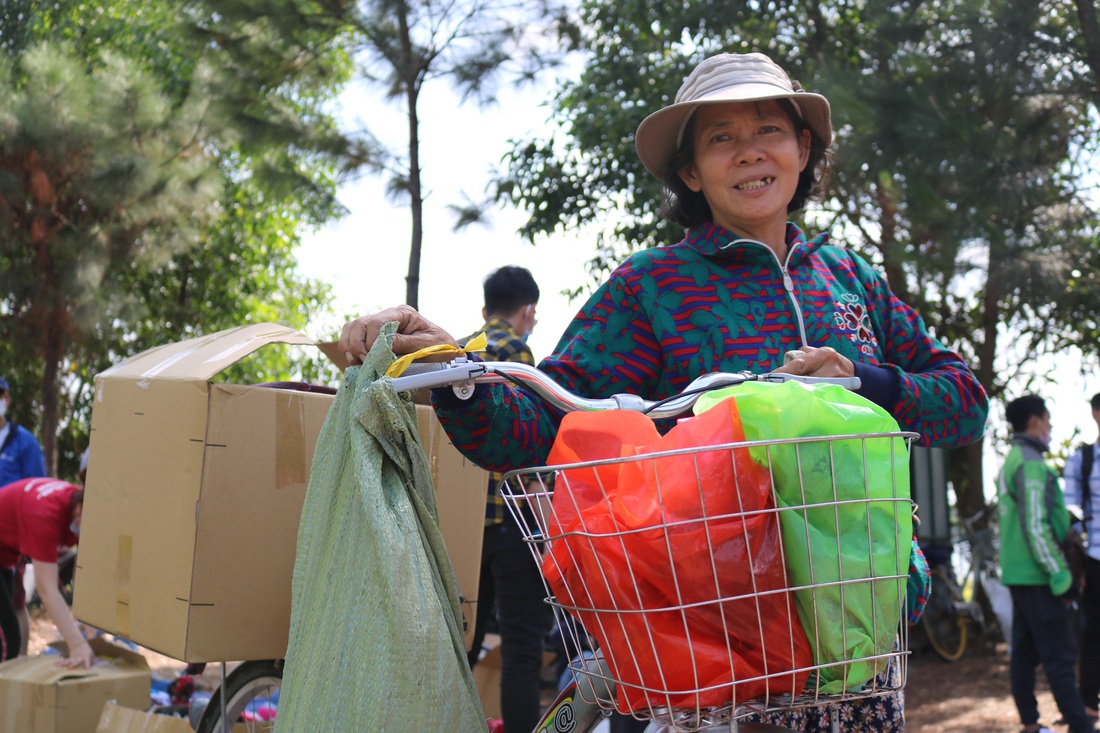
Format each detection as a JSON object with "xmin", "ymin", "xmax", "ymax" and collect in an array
[{"xmin": 499, "ymin": 431, "xmax": 916, "ymax": 730}]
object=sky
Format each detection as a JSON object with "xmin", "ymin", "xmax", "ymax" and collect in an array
[
  {"xmin": 295, "ymin": 73, "xmax": 595, "ymax": 363},
  {"xmin": 294, "ymin": 68, "xmax": 1100, "ymax": 501}
]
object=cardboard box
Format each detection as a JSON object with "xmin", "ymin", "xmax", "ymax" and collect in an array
[
  {"xmin": 0, "ymin": 637, "xmax": 151, "ymax": 733},
  {"xmin": 96, "ymin": 702, "xmax": 250, "ymax": 733},
  {"xmin": 96, "ymin": 703, "xmax": 191, "ymax": 733},
  {"xmin": 416, "ymin": 405, "xmax": 487, "ymax": 652},
  {"xmin": 74, "ymin": 323, "xmax": 486, "ymax": 662}
]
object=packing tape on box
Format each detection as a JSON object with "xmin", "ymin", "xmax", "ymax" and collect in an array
[
  {"xmin": 275, "ymin": 393, "xmax": 307, "ymax": 491},
  {"xmin": 116, "ymin": 534, "xmax": 132, "ymax": 637}
]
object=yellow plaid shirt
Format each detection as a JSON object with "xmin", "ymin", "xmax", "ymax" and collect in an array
[{"xmin": 461, "ymin": 317, "xmax": 535, "ymax": 525}]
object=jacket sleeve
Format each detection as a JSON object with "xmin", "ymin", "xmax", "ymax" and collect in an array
[
  {"xmin": 21, "ymin": 431, "xmax": 47, "ymax": 479},
  {"xmin": 434, "ymin": 272, "xmax": 656, "ymax": 474},
  {"xmin": 847, "ymin": 252, "xmax": 989, "ymax": 449},
  {"xmin": 1014, "ymin": 461, "xmax": 1070, "ymax": 589}
]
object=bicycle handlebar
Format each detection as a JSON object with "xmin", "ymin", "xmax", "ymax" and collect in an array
[{"xmin": 389, "ymin": 357, "xmax": 861, "ymax": 421}]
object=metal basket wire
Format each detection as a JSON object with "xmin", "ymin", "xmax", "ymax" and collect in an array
[{"xmin": 499, "ymin": 431, "xmax": 917, "ymax": 731}]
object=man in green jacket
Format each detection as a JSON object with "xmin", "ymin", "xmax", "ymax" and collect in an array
[{"xmin": 999, "ymin": 394, "xmax": 1095, "ymax": 733}]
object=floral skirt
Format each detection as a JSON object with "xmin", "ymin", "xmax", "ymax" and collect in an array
[{"xmin": 741, "ymin": 658, "xmax": 904, "ymax": 733}]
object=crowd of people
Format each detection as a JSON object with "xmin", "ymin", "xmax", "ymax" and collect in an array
[{"xmin": 0, "ymin": 375, "xmax": 92, "ymax": 668}]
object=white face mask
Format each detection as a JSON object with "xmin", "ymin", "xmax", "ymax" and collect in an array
[
  {"xmin": 1037, "ymin": 427, "xmax": 1052, "ymax": 449},
  {"xmin": 0, "ymin": 400, "xmax": 6, "ymax": 419},
  {"xmin": 69, "ymin": 521, "xmax": 80, "ymax": 537}
]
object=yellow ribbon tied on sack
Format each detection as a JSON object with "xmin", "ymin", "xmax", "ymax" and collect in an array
[{"xmin": 384, "ymin": 332, "xmax": 488, "ymax": 378}]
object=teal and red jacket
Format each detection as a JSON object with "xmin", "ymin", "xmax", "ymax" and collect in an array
[{"xmin": 434, "ymin": 222, "xmax": 988, "ymax": 472}]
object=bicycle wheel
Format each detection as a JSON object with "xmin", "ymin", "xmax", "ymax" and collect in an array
[
  {"xmin": 921, "ymin": 567, "xmax": 968, "ymax": 661},
  {"xmin": 195, "ymin": 659, "xmax": 283, "ymax": 733}
]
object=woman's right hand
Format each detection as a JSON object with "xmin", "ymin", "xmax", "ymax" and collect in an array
[{"xmin": 339, "ymin": 305, "xmax": 458, "ymax": 366}]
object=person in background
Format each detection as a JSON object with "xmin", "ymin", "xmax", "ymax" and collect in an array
[
  {"xmin": 0, "ymin": 375, "xmax": 46, "ymax": 488},
  {"xmin": 1063, "ymin": 392, "xmax": 1100, "ymax": 724},
  {"xmin": 340, "ymin": 51, "xmax": 989, "ymax": 732},
  {"xmin": 0, "ymin": 374, "xmax": 48, "ymax": 657},
  {"xmin": 0, "ymin": 450, "xmax": 93, "ymax": 668},
  {"xmin": 998, "ymin": 395, "xmax": 1094, "ymax": 733},
  {"xmin": 462, "ymin": 265, "xmax": 547, "ymax": 733}
]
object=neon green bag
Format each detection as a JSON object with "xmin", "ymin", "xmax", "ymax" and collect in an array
[{"xmin": 695, "ymin": 381, "xmax": 910, "ymax": 692}]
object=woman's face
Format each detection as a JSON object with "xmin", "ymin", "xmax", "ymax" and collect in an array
[{"xmin": 678, "ymin": 100, "xmax": 811, "ymax": 243}]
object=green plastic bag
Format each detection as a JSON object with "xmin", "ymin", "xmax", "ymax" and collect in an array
[
  {"xmin": 695, "ymin": 381, "xmax": 911, "ymax": 693},
  {"xmin": 277, "ymin": 323, "xmax": 485, "ymax": 732}
]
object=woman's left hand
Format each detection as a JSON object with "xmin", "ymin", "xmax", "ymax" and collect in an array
[{"xmin": 775, "ymin": 345, "xmax": 855, "ymax": 378}]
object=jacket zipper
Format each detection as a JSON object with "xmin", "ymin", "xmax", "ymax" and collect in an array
[{"xmin": 720, "ymin": 238, "xmax": 809, "ymax": 347}]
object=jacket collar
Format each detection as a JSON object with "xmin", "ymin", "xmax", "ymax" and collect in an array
[
  {"xmin": 680, "ymin": 221, "xmax": 830, "ymax": 265},
  {"xmin": 482, "ymin": 316, "xmax": 521, "ymax": 339},
  {"xmin": 1012, "ymin": 433, "xmax": 1049, "ymax": 455}
]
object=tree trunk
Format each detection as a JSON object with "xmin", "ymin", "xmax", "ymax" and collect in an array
[
  {"xmin": 954, "ymin": 250, "xmax": 1003, "ymax": 527},
  {"xmin": 1074, "ymin": 0, "xmax": 1100, "ymax": 109},
  {"xmin": 398, "ymin": 7, "xmax": 423, "ymax": 310},
  {"xmin": 39, "ymin": 306, "xmax": 64, "ymax": 476},
  {"xmin": 875, "ymin": 182, "xmax": 912, "ymax": 304}
]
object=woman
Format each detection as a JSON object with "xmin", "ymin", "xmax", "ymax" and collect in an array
[{"xmin": 341, "ymin": 52, "xmax": 989, "ymax": 732}]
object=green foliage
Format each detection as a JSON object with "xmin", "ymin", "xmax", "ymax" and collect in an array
[
  {"xmin": 495, "ymin": 0, "xmax": 1100, "ymax": 518},
  {"xmin": 499, "ymin": 0, "xmax": 1100, "ymax": 368},
  {"xmin": 0, "ymin": 0, "xmax": 361, "ymax": 472}
]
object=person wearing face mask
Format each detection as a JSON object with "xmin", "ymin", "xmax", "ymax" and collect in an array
[
  {"xmin": 0, "ymin": 374, "xmax": 48, "ymax": 658},
  {"xmin": 460, "ymin": 265, "xmax": 548, "ymax": 733},
  {"xmin": 0, "ymin": 376, "xmax": 47, "ymax": 488},
  {"xmin": 0, "ymin": 450, "xmax": 93, "ymax": 668},
  {"xmin": 999, "ymin": 394, "xmax": 1095, "ymax": 733}
]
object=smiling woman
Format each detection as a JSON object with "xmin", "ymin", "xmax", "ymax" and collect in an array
[{"xmin": 338, "ymin": 51, "xmax": 990, "ymax": 733}]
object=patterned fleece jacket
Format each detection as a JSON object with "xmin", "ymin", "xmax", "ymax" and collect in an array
[{"xmin": 434, "ymin": 222, "xmax": 989, "ymax": 474}]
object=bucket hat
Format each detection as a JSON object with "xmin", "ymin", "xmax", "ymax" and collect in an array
[{"xmin": 635, "ymin": 52, "xmax": 831, "ymax": 182}]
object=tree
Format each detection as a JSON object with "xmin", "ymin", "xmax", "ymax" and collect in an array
[
  {"xmin": 200, "ymin": 0, "xmax": 576, "ymax": 305},
  {"xmin": 332, "ymin": 0, "xmax": 574, "ymax": 308},
  {"xmin": 0, "ymin": 1, "xmax": 362, "ymax": 475},
  {"xmin": 497, "ymin": 0, "xmax": 1100, "ymax": 522},
  {"xmin": 0, "ymin": 43, "xmax": 223, "ymax": 472}
]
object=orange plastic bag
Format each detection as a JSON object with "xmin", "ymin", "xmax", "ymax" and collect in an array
[{"xmin": 541, "ymin": 398, "xmax": 813, "ymax": 713}]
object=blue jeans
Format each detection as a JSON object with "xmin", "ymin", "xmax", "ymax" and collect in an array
[
  {"xmin": 1079, "ymin": 558, "xmax": 1100, "ymax": 711},
  {"xmin": 1011, "ymin": 585, "xmax": 1096, "ymax": 733},
  {"xmin": 468, "ymin": 519, "xmax": 549, "ymax": 733}
]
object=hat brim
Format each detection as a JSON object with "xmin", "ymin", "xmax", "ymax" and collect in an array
[{"xmin": 635, "ymin": 86, "xmax": 832, "ymax": 183}]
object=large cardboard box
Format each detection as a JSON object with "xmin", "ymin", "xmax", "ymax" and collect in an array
[
  {"xmin": 74, "ymin": 323, "xmax": 486, "ymax": 663},
  {"xmin": 0, "ymin": 637, "xmax": 150, "ymax": 733},
  {"xmin": 96, "ymin": 702, "xmax": 249, "ymax": 733}
]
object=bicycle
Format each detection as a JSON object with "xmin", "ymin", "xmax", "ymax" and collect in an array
[
  {"xmin": 918, "ymin": 505, "xmax": 1010, "ymax": 662},
  {"xmin": 388, "ymin": 357, "xmax": 917, "ymax": 733}
]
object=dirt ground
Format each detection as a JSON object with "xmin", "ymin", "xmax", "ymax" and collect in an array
[
  {"xmin": 906, "ymin": 633, "xmax": 1059, "ymax": 733},
  {"xmin": 29, "ymin": 608, "xmax": 1059, "ymax": 732}
]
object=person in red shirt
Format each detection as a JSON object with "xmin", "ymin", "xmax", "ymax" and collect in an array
[{"xmin": 0, "ymin": 471, "xmax": 92, "ymax": 668}]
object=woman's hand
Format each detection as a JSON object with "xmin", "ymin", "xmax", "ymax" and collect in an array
[
  {"xmin": 339, "ymin": 305, "xmax": 458, "ymax": 366},
  {"xmin": 775, "ymin": 345, "xmax": 855, "ymax": 378}
]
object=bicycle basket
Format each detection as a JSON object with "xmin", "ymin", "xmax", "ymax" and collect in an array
[{"xmin": 499, "ymin": 402, "xmax": 915, "ymax": 731}]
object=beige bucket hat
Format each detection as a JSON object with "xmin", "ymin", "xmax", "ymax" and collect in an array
[{"xmin": 635, "ymin": 52, "xmax": 832, "ymax": 181}]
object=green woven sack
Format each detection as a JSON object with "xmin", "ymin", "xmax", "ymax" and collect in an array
[
  {"xmin": 695, "ymin": 381, "xmax": 910, "ymax": 693},
  {"xmin": 276, "ymin": 323, "xmax": 485, "ymax": 732}
]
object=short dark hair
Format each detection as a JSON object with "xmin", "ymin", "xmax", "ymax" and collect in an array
[
  {"xmin": 483, "ymin": 266, "xmax": 539, "ymax": 315},
  {"xmin": 659, "ymin": 99, "xmax": 832, "ymax": 229},
  {"xmin": 1005, "ymin": 394, "xmax": 1047, "ymax": 433},
  {"xmin": 1091, "ymin": 392, "xmax": 1100, "ymax": 411}
]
